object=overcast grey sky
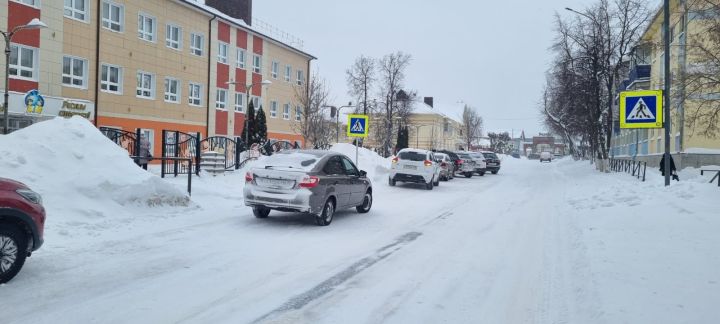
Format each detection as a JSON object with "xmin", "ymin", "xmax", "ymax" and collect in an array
[{"xmin": 254, "ymin": 0, "xmax": 596, "ymax": 137}]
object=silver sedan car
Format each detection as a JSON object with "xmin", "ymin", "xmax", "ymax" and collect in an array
[{"xmin": 243, "ymin": 150, "xmax": 373, "ymax": 226}]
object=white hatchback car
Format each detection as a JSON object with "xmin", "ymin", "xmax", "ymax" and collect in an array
[{"xmin": 389, "ymin": 148, "xmax": 441, "ymax": 190}]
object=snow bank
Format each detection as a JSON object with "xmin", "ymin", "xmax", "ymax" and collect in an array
[
  {"xmin": 0, "ymin": 117, "xmax": 189, "ymax": 210},
  {"xmin": 330, "ymin": 143, "xmax": 392, "ymax": 182}
]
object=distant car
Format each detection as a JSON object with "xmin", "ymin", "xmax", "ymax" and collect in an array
[
  {"xmin": 0, "ymin": 178, "xmax": 45, "ymax": 284},
  {"xmin": 540, "ymin": 152, "xmax": 553, "ymax": 162},
  {"xmin": 389, "ymin": 148, "xmax": 441, "ymax": 190},
  {"xmin": 511, "ymin": 152, "xmax": 521, "ymax": 159},
  {"xmin": 528, "ymin": 153, "xmax": 541, "ymax": 160},
  {"xmin": 433, "ymin": 153, "xmax": 454, "ymax": 181},
  {"xmin": 434, "ymin": 150, "xmax": 463, "ymax": 173},
  {"xmin": 480, "ymin": 151, "xmax": 502, "ymax": 174},
  {"xmin": 468, "ymin": 152, "xmax": 488, "ymax": 176},
  {"xmin": 454, "ymin": 152, "xmax": 476, "ymax": 178},
  {"xmin": 243, "ymin": 150, "xmax": 373, "ymax": 226}
]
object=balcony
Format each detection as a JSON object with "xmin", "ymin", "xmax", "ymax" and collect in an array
[{"xmin": 628, "ymin": 64, "xmax": 651, "ymax": 86}]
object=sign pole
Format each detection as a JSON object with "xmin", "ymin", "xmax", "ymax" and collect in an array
[{"xmin": 663, "ymin": 0, "xmax": 671, "ymax": 186}]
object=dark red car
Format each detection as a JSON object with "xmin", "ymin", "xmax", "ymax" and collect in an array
[{"xmin": 0, "ymin": 178, "xmax": 45, "ymax": 284}]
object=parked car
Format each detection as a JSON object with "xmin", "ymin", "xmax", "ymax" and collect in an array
[
  {"xmin": 453, "ymin": 152, "xmax": 476, "ymax": 178},
  {"xmin": 433, "ymin": 153, "xmax": 454, "ymax": 181},
  {"xmin": 243, "ymin": 150, "xmax": 373, "ymax": 226},
  {"xmin": 0, "ymin": 178, "xmax": 45, "ymax": 284},
  {"xmin": 480, "ymin": 151, "xmax": 502, "ymax": 174},
  {"xmin": 389, "ymin": 148, "xmax": 441, "ymax": 190},
  {"xmin": 468, "ymin": 152, "xmax": 488, "ymax": 176},
  {"xmin": 434, "ymin": 150, "xmax": 463, "ymax": 173},
  {"xmin": 511, "ymin": 152, "xmax": 521, "ymax": 159},
  {"xmin": 540, "ymin": 151, "xmax": 553, "ymax": 162}
]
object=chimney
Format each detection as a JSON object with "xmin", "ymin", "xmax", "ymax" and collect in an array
[
  {"xmin": 423, "ymin": 97, "xmax": 434, "ymax": 108},
  {"xmin": 204, "ymin": 0, "xmax": 253, "ymax": 26}
]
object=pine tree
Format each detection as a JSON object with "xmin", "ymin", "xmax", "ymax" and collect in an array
[
  {"xmin": 242, "ymin": 100, "xmax": 256, "ymax": 146},
  {"xmin": 402, "ymin": 126, "xmax": 409, "ymax": 149},
  {"xmin": 255, "ymin": 106, "xmax": 268, "ymax": 144}
]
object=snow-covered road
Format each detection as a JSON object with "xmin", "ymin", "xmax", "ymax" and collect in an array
[{"xmin": 2, "ymin": 156, "xmax": 718, "ymax": 324}]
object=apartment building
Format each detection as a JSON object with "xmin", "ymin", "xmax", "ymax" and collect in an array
[
  {"xmin": 1, "ymin": 0, "xmax": 314, "ymax": 157},
  {"xmin": 611, "ymin": 0, "xmax": 720, "ymax": 168}
]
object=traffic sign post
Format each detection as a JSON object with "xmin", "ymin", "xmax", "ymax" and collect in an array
[
  {"xmin": 619, "ymin": 90, "xmax": 663, "ymax": 129},
  {"xmin": 347, "ymin": 114, "xmax": 369, "ymax": 167}
]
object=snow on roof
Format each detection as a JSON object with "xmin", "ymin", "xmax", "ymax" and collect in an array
[
  {"xmin": 411, "ymin": 101, "xmax": 462, "ymax": 124},
  {"xmin": 179, "ymin": 0, "xmax": 316, "ymax": 60}
]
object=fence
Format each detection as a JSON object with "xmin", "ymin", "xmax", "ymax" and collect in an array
[
  {"xmin": 161, "ymin": 130, "xmax": 201, "ymax": 177},
  {"xmin": 609, "ymin": 158, "xmax": 647, "ymax": 182},
  {"xmin": 100, "ymin": 127, "xmax": 140, "ymax": 161},
  {"xmin": 701, "ymin": 169, "xmax": 720, "ymax": 187}
]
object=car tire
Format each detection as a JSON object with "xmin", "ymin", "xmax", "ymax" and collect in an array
[
  {"xmin": 315, "ymin": 198, "xmax": 335, "ymax": 226},
  {"xmin": 356, "ymin": 190, "xmax": 373, "ymax": 213},
  {"xmin": 491, "ymin": 170, "xmax": 499, "ymax": 175},
  {"xmin": 479, "ymin": 171, "xmax": 486, "ymax": 176},
  {"xmin": 464, "ymin": 172, "xmax": 472, "ymax": 178},
  {"xmin": 426, "ymin": 178, "xmax": 434, "ymax": 190},
  {"xmin": 388, "ymin": 177, "xmax": 396, "ymax": 186},
  {"xmin": 434, "ymin": 176, "xmax": 440, "ymax": 186},
  {"xmin": 252, "ymin": 206, "xmax": 271, "ymax": 218},
  {"xmin": 0, "ymin": 224, "xmax": 28, "ymax": 284}
]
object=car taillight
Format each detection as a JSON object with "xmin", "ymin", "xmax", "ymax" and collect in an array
[
  {"xmin": 456, "ymin": 160, "xmax": 462, "ymax": 165},
  {"xmin": 299, "ymin": 175, "xmax": 320, "ymax": 188},
  {"xmin": 392, "ymin": 157, "xmax": 399, "ymax": 163},
  {"xmin": 245, "ymin": 172, "xmax": 253, "ymax": 183},
  {"xmin": 424, "ymin": 160, "xmax": 433, "ymax": 167}
]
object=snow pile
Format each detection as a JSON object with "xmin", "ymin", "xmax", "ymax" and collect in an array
[
  {"xmin": 330, "ymin": 143, "xmax": 392, "ymax": 181},
  {"xmin": 0, "ymin": 117, "xmax": 189, "ymax": 210}
]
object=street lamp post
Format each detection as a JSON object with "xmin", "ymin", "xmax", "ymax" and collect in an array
[
  {"xmin": 227, "ymin": 79, "xmax": 271, "ymax": 146},
  {"xmin": 1, "ymin": 18, "xmax": 48, "ymax": 135},
  {"xmin": 323, "ymin": 102, "xmax": 353, "ymax": 144}
]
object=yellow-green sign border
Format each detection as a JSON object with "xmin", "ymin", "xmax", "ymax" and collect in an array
[
  {"xmin": 346, "ymin": 114, "xmax": 369, "ymax": 138},
  {"xmin": 619, "ymin": 90, "xmax": 663, "ymax": 129}
]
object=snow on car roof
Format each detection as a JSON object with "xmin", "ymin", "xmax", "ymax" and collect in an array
[{"xmin": 254, "ymin": 151, "xmax": 326, "ymax": 171}]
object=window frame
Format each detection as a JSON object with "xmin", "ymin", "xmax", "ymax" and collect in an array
[
  {"xmin": 215, "ymin": 88, "xmax": 228, "ymax": 110},
  {"xmin": 285, "ymin": 65, "xmax": 292, "ymax": 82},
  {"xmin": 190, "ymin": 32, "xmax": 204, "ymax": 56},
  {"xmin": 295, "ymin": 105, "xmax": 302, "ymax": 121},
  {"xmin": 100, "ymin": 63, "xmax": 123, "ymax": 94},
  {"xmin": 271, "ymin": 60, "xmax": 279, "ymax": 79},
  {"xmin": 283, "ymin": 103, "xmax": 290, "ymax": 120},
  {"xmin": 137, "ymin": 12, "xmax": 157, "ymax": 42},
  {"xmin": 136, "ymin": 70, "xmax": 156, "ymax": 99},
  {"xmin": 11, "ymin": 0, "xmax": 39, "ymax": 8},
  {"xmin": 9, "ymin": 43, "xmax": 38, "ymax": 81},
  {"xmin": 236, "ymin": 48, "xmax": 246, "ymax": 69},
  {"xmin": 270, "ymin": 100, "xmax": 278, "ymax": 118},
  {"xmin": 62, "ymin": 55, "xmax": 89, "ymax": 89},
  {"xmin": 165, "ymin": 23, "xmax": 182, "ymax": 50},
  {"xmin": 188, "ymin": 82, "xmax": 203, "ymax": 106},
  {"xmin": 235, "ymin": 92, "xmax": 245, "ymax": 112},
  {"xmin": 296, "ymin": 69, "xmax": 304, "ymax": 86},
  {"xmin": 101, "ymin": 0, "xmax": 124, "ymax": 33},
  {"xmin": 164, "ymin": 77, "xmax": 181, "ymax": 103},
  {"xmin": 253, "ymin": 54, "xmax": 262, "ymax": 74},
  {"xmin": 217, "ymin": 42, "xmax": 229, "ymax": 64},
  {"xmin": 64, "ymin": 0, "xmax": 88, "ymax": 22}
]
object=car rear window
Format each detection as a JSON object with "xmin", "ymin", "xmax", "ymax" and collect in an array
[
  {"xmin": 456, "ymin": 153, "xmax": 470, "ymax": 159},
  {"xmin": 482, "ymin": 153, "xmax": 498, "ymax": 159},
  {"xmin": 398, "ymin": 151, "xmax": 426, "ymax": 161},
  {"xmin": 256, "ymin": 152, "xmax": 320, "ymax": 171}
]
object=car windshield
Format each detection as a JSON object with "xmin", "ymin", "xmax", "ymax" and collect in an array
[{"xmin": 398, "ymin": 151, "xmax": 426, "ymax": 161}]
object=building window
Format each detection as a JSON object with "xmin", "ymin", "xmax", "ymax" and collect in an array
[
  {"xmin": 188, "ymin": 82, "xmax": 202, "ymax": 106},
  {"xmin": 140, "ymin": 129, "xmax": 154, "ymax": 153},
  {"xmin": 216, "ymin": 89, "xmax": 228, "ymax": 110},
  {"xmin": 12, "ymin": 0, "xmax": 38, "ymax": 7},
  {"xmin": 285, "ymin": 65, "xmax": 291, "ymax": 82},
  {"xmin": 296, "ymin": 69, "xmax": 304, "ymax": 86},
  {"xmin": 9, "ymin": 44, "xmax": 37, "ymax": 81},
  {"xmin": 217, "ymin": 42, "xmax": 229, "ymax": 64},
  {"xmin": 235, "ymin": 93, "xmax": 245, "ymax": 112},
  {"xmin": 236, "ymin": 48, "xmax": 246, "ymax": 69},
  {"xmin": 164, "ymin": 77, "xmax": 180, "ymax": 103},
  {"xmin": 136, "ymin": 71, "xmax": 155, "ymax": 99},
  {"xmin": 282, "ymin": 103, "xmax": 290, "ymax": 120},
  {"xmin": 62, "ymin": 56, "xmax": 88, "ymax": 88},
  {"xmin": 138, "ymin": 13, "xmax": 156, "ymax": 42},
  {"xmin": 270, "ymin": 101, "xmax": 278, "ymax": 118},
  {"xmin": 271, "ymin": 61, "xmax": 279, "ymax": 79},
  {"xmin": 295, "ymin": 105, "xmax": 302, "ymax": 121},
  {"xmin": 250, "ymin": 96, "xmax": 261, "ymax": 109},
  {"xmin": 64, "ymin": 0, "xmax": 87, "ymax": 21},
  {"xmin": 253, "ymin": 55, "xmax": 261, "ymax": 74},
  {"xmin": 102, "ymin": 1, "xmax": 124, "ymax": 32},
  {"xmin": 100, "ymin": 64, "xmax": 123, "ymax": 94},
  {"xmin": 190, "ymin": 33, "xmax": 204, "ymax": 56},
  {"xmin": 166, "ymin": 24, "xmax": 182, "ymax": 50}
]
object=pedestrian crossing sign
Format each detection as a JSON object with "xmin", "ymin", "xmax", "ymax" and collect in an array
[
  {"xmin": 347, "ymin": 114, "xmax": 369, "ymax": 138},
  {"xmin": 619, "ymin": 90, "xmax": 663, "ymax": 129}
]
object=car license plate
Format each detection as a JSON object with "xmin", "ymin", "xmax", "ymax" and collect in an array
[
  {"xmin": 488, "ymin": 163, "xmax": 497, "ymax": 166},
  {"xmin": 257, "ymin": 178, "xmax": 294, "ymax": 188},
  {"xmin": 403, "ymin": 165, "xmax": 417, "ymax": 170}
]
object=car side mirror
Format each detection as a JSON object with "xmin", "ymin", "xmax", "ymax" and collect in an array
[{"xmin": 359, "ymin": 170, "xmax": 367, "ymax": 177}]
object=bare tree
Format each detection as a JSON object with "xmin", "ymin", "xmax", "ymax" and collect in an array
[
  {"xmin": 294, "ymin": 72, "xmax": 335, "ymax": 148},
  {"xmin": 462, "ymin": 105, "xmax": 483, "ymax": 150},
  {"xmin": 683, "ymin": 0, "xmax": 720, "ymax": 138},
  {"xmin": 346, "ymin": 56, "xmax": 376, "ymax": 115},
  {"xmin": 377, "ymin": 52, "xmax": 412, "ymax": 157}
]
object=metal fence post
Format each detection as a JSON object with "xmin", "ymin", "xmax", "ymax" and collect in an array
[
  {"xmin": 174, "ymin": 131, "xmax": 179, "ymax": 177},
  {"xmin": 161, "ymin": 130, "xmax": 166, "ymax": 178},
  {"xmin": 235, "ymin": 137, "xmax": 241, "ymax": 169},
  {"xmin": 134, "ymin": 128, "xmax": 141, "ymax": 165},
  {"xmin": 195, "ymin": 132, "xmax": 201, "ymax": 175},
  {"xmin": 187, "ymin": 158, "xmax": 192, "ymax": 196}
]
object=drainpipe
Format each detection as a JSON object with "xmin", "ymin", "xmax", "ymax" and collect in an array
[
  {"xmin": 93, "ymin": 0, "xmax": 101, "ymax": 126},
  {"xmin": 206, "ymin": 15, "xmax": 217, "ymax": 137}
]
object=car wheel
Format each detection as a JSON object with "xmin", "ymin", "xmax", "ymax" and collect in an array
[
  {"xmin": 252, "ymin": 206, "xmax": 271, "ymax": 218},
  {"xmin": 434, "ymin": 176, "xmax": 440, "ymax": 186},
  {"xmin": 356, "ymin": 190, "xmax": 373, "ymax": 213},
  {"xmin": 315, "ymin": 198, "xmax": 335, "ymax": 226},
  {"xmin": 479, "ymin": 172, "xmax": 486, "ymax": 176},
  {"xmin": 492, "ymin": 170, "xmax": 498, "ymax": 175},
  {"xmin": 464, "ymin": 172, "xmax": 472, "ymax": 178},
  {"xmin": 388, "ymin": 177, "xmax": 396, "ymax": 186},
  {"xmin": 0, "ymin": 225, "xmax": 28, "ymax": 284},
  {"xmin": 426, "ymin": 178, "xmax": 434, "ymax": 190}
]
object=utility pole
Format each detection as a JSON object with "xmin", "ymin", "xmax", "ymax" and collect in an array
[{"xmin": 663, "ymin": 0, "xmax": 671, "ymax": 186}]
